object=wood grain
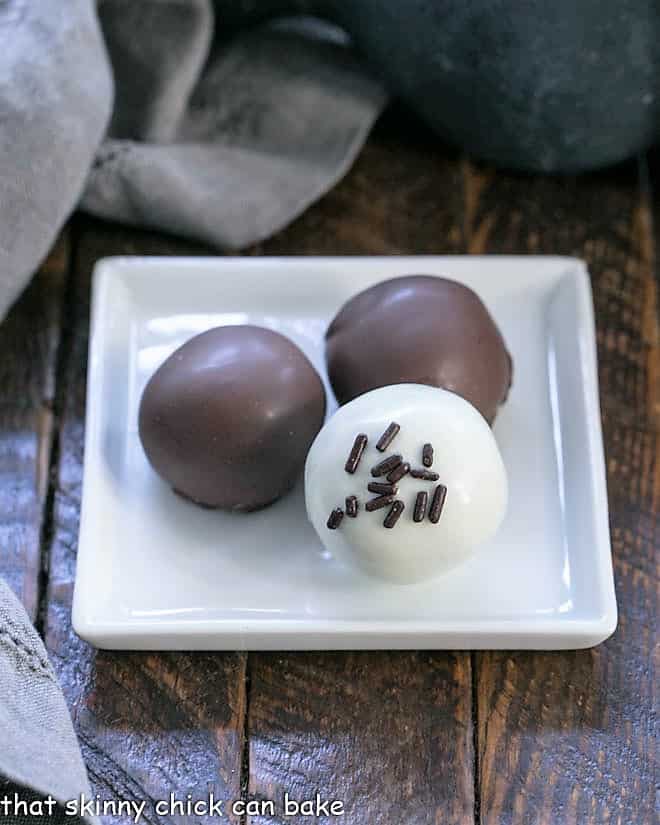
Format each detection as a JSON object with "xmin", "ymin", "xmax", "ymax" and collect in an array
[
  {"xmin": 246, "ymin": 110, "xmax": 475, "ymax": 825},
  {"xmin": 43, "ymin": 219, "xmax": 247, "ymax": 824},
  {"xmin": 464, "ymin": 159, "xmax": 659, "ymax": 825},
  {"xmin": 247, "ymin": 652, "xmax": 474, "ymax": 825},
  {"xmin": 0, "ymin": 232, "xmax": 68, "ymax": 620}
]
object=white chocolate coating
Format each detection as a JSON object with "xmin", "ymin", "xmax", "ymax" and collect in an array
[{"xmin": 305, "ymin": 384, "xmax": 508, "ymax": 583}]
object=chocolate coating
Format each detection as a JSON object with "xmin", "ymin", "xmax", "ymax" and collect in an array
[
  {"xmin": 326, "ymin": 275, "xmax": 512, "ymax": 424},
  {"xmin": 139, "ymin": 325, "xmax": 326, "ymax": 510}
]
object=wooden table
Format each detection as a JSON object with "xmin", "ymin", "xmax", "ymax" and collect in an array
[{"xmin": 2, "ymin": 109, "xmax": 657, "ymax": 824}]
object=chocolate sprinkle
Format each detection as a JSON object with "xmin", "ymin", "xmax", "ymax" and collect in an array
[
  {"xmin": 327, "ymin": 508, "xmax": 344, "ymax": 529},
  {"xmin": 422, "ymin": 443, "xmax": 434, "ymax": 467},
  {"xmin": 386, "ymin": 461, "xmax": 410, "ymax": 484},
  {"xmin": 345, "ymin": 495, "xmax": 358, "ymax": 517},
  {"xmin": 368, "ymin": 481, "xmax": 397, "ymax": 496},
  {"xmin": 365, "ymin": 494, "xmax": 395, "ymax": 512},
  {"xmin": 410, "ymin": 468, "xmax": 440, "ymax": 481},
  {"xmin": 376, "ymin": 421, "xmax": 400, "ymax": 452},
  {"xmin": 371, "ymin": 454, "xmax": 402, "ymax": 477},
  {"xmin": 429, "ymin": 484, "xmax": 447, "ymax": 524},
  {"xmin": 383, "ymin": 500, "xmax": 405, "ymax": 528},
  {"xmin": 345, "ymin": 433, "xmax": 368, "ymax": 474},
  {"xmin": 413, "ymin": 491, "xmax": 428, "ymax": 522}
]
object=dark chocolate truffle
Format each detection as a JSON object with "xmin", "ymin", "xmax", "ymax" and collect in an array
[
  {"xmin": 139, "ymin": 325, "xmax": 326, "ymax": 510},
  {"xmin": 326, "ymin": 275, "xmax": 512, "ymax": 424}
]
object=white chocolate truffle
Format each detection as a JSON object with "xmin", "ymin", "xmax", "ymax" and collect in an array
[{"xmin": 305, "ymin": 384, "xmax": 507, "ymax": 583}]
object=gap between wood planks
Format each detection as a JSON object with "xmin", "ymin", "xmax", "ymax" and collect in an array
[
  {"xmin": 239, "ymin": 657, "xmax": 252, "ymax": 824},
  {"xmin": 462, "ymin": 154, "xmax": 488, "ymax": 825},
  {"xmin": 35, "ymin": 222, "xmax": 80, "ymax": 640},
  {"xmin": 637, "ymin": 155, "xmax": 660, "ymax": 441}
]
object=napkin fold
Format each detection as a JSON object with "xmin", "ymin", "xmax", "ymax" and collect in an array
[{"xmin": 0, "ymin": 0, "xmax": 386, "ymax": 321}]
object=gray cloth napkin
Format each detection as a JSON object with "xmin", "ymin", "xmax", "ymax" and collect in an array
[
  {"xmin": 0, "ymin": 0, "xmax": 386, "ymax": 321},
  {"xmin": 0, "ymin": 0, "xmax": 112, "ymax": 322},
  {"xmin": 0, "ymin": 0, "xmax": 385, "ymax": 818},
  {"xmin": 0, "ymin": 581, "xmax": 98, "ymax": 824}
]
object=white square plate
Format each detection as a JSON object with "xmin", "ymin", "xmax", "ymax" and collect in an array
[{"xmin": 73, "ymin": 256, "xmax": 617, "ymax": 650}]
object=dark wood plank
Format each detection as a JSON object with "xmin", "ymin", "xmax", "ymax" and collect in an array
[
  {"xmin": 43, "ymin": 219, "xmax": 247, "ymax": 824},
  {"xmin": 465, "ymin": 159, "xmax": 658, "ymax": 825},
  {"xmin": 0, "ymin": 232, "xmax": 68, "ymax": 620},
  {"xmin": 247, "ymin": 652, "xmax": 474, "ymax": 825},
  {"xmin": 247, "ymin": 111, "xmax": 475, "ymax": 825}
]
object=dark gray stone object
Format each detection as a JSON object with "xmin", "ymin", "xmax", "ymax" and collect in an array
[
  {"xmin": 223, "ymin": 0, "xmax": 659, "ymax": 172},
  {"xmin": 327, "ymin": 0, "xmax": 659, "ymax": 172}
]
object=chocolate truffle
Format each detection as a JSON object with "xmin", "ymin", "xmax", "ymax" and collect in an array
[
  {"xmin": 139, "ymin": 325, "xmax": 326, "ymax": 510},
  {"xmin": 326, "ymin": 275, "xmax": 512, "ymax": 424}
]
